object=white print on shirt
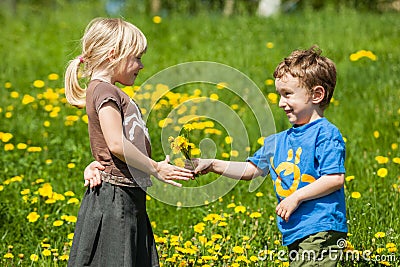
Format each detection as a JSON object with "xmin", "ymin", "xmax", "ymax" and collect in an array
[{"xmin": 123, "ymin": 99, "xmax": 150, "ymax": 141}]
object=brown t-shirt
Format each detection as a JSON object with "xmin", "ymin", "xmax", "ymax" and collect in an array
[{"xmin": 86, "ymin": 80, "xmax": 152, "ymax": 187}]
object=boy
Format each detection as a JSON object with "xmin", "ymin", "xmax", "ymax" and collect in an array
[{"xmin": 194, "ymin": 46, "xmax": 347, "ymax": 266}]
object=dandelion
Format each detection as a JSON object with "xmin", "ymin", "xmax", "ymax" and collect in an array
[
  {"xmin": 256, "ymin": 192, "xmax": 264, "ymax": 197},
  {"xmin": 22, "ymin": 94, "xmax": 35, "ymax": 105},
  {"xmin": 30, "ymin": 254, "xmax": 39, "ymax": 261},
  {"xmin": 375, "ymin": 232, "xmax": 386, "ymax": 238},
  {"xmin": 59, "ymin": 255, "xmax": 69, "ymax": 261},
  {"xmin": 377, "ymin": 168, "xmax": 388, "ymax": 178},
  {"xmin": 53, "ymin": 220, "xmax": 64, "ymax": 227},
  {"xmin": 5, "ymin": 82, "xmax": 12, "ymax": 88},
  {"xmin": 42, "ymin": 249, "xmax": 51, "ymax": 257},
  {"xmin": 267, "ymin": 92, "xmax": 278, "ymax": 104},
  {"xmin": 194, "ymin": 222, "xmax": 206, "ymax": 234},
  {"xmin": 17, "ymin": 143, "xmax": 28, "ymax": 149},
  {"xmin": 21, "ymin": 189, "xmax": 30, "ymax": 195},
  {"xmin": 265, "ymin": 79, "xmax": 274, "ymax": 86},
  {"xmin": 4, "ymin": 253, "xmax": 14, "ymax": 259},
  {"xmin": 225, "ymin": 136, "xmax": 233, "ymax": 144},
  {"xmin": 232, "ymin": 246, "xmax": 244, "ymax": 254},
  {"xmin": 234, "ymin": 205, "xmax": 246, "ymax": 213},
  {"xmin": 4, "ymin": 144, "xmax": 15, "ymax": 151},
  {"xmin": 257, "ymin": 136, "xmax": 265, "ymax": 145},
  {"xmin": 27, "ymin": 212, "xmax": 40, "ymax": 223},
  {"xmin": 351, "ymin": 192, "xmax": 361, "ymax": 199},
  {"xmin": 48, "ymin": 73, "xmax": 59, "ymax": 80},
  {"xmin": 152, "ymin": 15, "xmax": 162, "ymax": 24},
  {"xmin": 266, "ymin": 42, "xmax": 274, "ymax": 48},
  {"xmin": 250, "ymin": 212, "xmax": 262, "ymax": 218},
  {"xmin": 10, "ymin": 91, "xmax": 19, "ymax": 98},
  {"xmin": 33, "ymin": 80, "xmax": 45, "ymax": 88},
  {"xmin": 373, "ymin": 131, "xmax": 380, "ymax": 138},
  {"xmin": 375, "ymin": 156, "xmax": 389, "ymax": 164},
  {"xmin": 65, "ymin": 215, "xmax": 77, "ymax": 223},
  {"xmin": 392, "ymin": 157, "xmax": 400, "ymax": 164},
  {"xmin": 345, "ymin": 175, "xmax": 355, "ymax": 182},
  {"xmin": 27, "ymin": 146, "xmax": 42, "ymax": 152},
  {"xmin": 68, "ymin": 163, "xmax": 76, "ymax": 169},
  {"xmin": 67, "ymin": 198, "xmax": 79, "ymax": 204}
]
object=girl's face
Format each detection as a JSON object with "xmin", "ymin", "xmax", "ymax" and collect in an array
[
  {"xmin": 113, "ymin": 53, "xmax": 144, "ymax": 86},
  {"xmin": 275, "ymin": 73, "xmax": 321, "ymax": 126}
]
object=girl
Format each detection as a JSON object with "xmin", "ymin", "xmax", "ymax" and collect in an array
[{"xmin": 64, "ymin": 18, "xmax": 193, "ymax": 267}]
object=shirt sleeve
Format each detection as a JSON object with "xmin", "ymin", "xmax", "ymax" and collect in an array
[
  {"xmin": 246, "ymin": 135, "xmax": 275, "ymax": 177},
  {"xmin": 315, "ymin": 129, "xmax": 346, "ymax": 176},
  {"xmin": 92, "ymin": 83, "xmax": 122, "ymax": 114}
]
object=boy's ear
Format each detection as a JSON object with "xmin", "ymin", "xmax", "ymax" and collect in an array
[{"xmin": 311, "ymin": 85, "xmax": 325, "ymax": 104}]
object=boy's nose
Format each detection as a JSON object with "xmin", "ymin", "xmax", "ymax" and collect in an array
[{"xmin": 278, "ymin": 96, "xmax": 286, "ymax": 108}]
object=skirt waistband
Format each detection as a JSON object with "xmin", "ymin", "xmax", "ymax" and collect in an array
[{"xmin": 100, "ymin": 170, "xmax": 140, "ymax": 187}]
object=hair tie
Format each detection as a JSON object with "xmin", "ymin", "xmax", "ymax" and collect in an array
[{"xmin": 78, "ymin": 56, "xmax": 84, "ymax": 64}]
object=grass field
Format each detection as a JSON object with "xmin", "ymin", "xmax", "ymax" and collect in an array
[{"xmin": 1, "ymin": 2, "xmax": 400, "ymax": 266}]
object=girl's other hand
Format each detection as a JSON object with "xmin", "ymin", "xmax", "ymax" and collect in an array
[{"xmin": 84, "ymin": 161, "xmax": 106, "ymax": 188}]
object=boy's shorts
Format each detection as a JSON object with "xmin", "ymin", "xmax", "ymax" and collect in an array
[{"xmin": 287, "ymin": 230, "xmax": 347, "ymax": 267}]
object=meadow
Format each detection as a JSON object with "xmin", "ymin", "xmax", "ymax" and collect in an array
[{"xmin": 1, "ymin": 2, "xmax": 400, "ymax": 266}]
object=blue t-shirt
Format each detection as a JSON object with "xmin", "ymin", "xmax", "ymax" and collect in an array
[{"xmin": 247, "ymin": 118, "xmax": 347, "ymax": 246}]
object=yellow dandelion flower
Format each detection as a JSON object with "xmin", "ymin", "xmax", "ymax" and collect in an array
[
  {"xmin": 375, "ymin": 232, "xmax": 386, "ymax": 238},
  {"xmin": 33, "ymin": 80, "xmax": 45, "ymax": 88},
  {"xmin": 257, "ymin": 136, "xmax": 265, "ymax": 145},
  {"xmin": 351, "ymin": 192, "xmax": 361, "ymax": 199},
  {"xmin": 45, "ymin": 198, "xmax": 56, "ymax": 204},
  {"xmin": 22, "ymin": 94, "xmax": 35, "ymax": 105},
  {"xmin": 38, "ymin": 183, "xmax": 53, "ymax": 198},
  {"xmin": 27, "ymin": 146, "xmax": 42, "ymax": 152},
  {"xmin": 232, "ymin": 246, "xmax": 244, "ymax": 254},
  {"xmin": 42, "ymin": 249, "xmax": 51, "ymax": 257},
  {"xmin": 266, "ymin": 42, "xmax": 274, "ymax": 48},
  {"xmin": 67, "ymin": 163, "xmax": 76, "ymax": 169},
  {"xmin": 5, "ymin": 82, "xmax": 12, "ymax": 88},
  {"xmin": 265, "ymin": 79, "xmax": 274, "ymax": 86},
  {"xmin": 225, "ymin": 136, "xmax": 233, "ymax": 144},
  {"xmin": 209, "ymin": 93, "xmax": 219, "ymax": 101},
  {"xmin": 267, "ymin": 92, "xmax": 278, "ymax": 104},
  {"xmin": 227, "ymin": 203, "xmax": 236, "ymax": 208},
  {"xmin": 377, "ymin": 168, "xmax": 388, "ymax": 178},
  {"xmin": 234, "ymin": 205, "xmax": 246, "ymax": 213},
  {"xmin": 48, "ymin": 73, "xmax": 59, "ymax": 80},
  {"xmin": 17, "ymin": 143, "xmax": 28, "ymax": 150},
  {"xmin": 81, "ymin": 114, "xmax": 88, "ymax": 124},
  {"xmin": 0, "ymin": 185, "xmax": 4, "ymax": 191},
  {"xmin": 194, "ymin": 222, "xmax": 206, "ymax": 234},
  {"xmin": 221, "ymin": 152, "xmax": 230, "ymax": 158},
  {"xmin": 392, "ymin": 157, "xmax": 400, "ymax": 164},
  {"xmin": 250, "ymin": 212, "xmax": 262, "ymax": 218},
  {"xmin": 218, "ymin": 221, "xmax": 228, "ymax": 227},
  {"xmin": 256, "ymin": 192, "xmax": 264, "ymax": 197},
  {"xmin": 10, "ymin": 91, "xmax": 19, "ymax": 98},
  {"xmin": 375, "ymin": 156, "xmax": 389, "ymax": 164},
  {"xmin": 373, "ymin": 131, "xmax": 380, "ymax": 138},
  {"xmin": 67, "ymin": 198, "xmax": 79, "ymax": 204},
  {"xmin": 53, "ymin": 220, "xmax": 64, "ymax": 227},
  {"xmin": 30, "ymin": 254, "xmax": 39, "ymax": 261},
  {"xmin": 391, "ymin": 143, "xmax": 398, "ymax": 150},
  {"xmin": 64, "ymin": 191, "xmax": 75, "ymax": 197},
  {"xmin": 345, "ymin": 175, "xmax": 355, "ymax": 182},
  {"xmin": 4, "ymin": 253, "xmax": 14, "ymax": 259},
  {"xmin": 59, "ymin": 254, "xmax": 69, "ymax": 261},
  {"xmin": 65, "ymin": 216, "xmax": 77, "ymax": 223},
  {"xmin": 250, "ymin": 255, "xmax": 258, "ymax": 262},
  {"xmin": 20, "ymin": 189, "xmax": 30, "ymax": 195},
  {"xmin": 27, "ymin": 212, "xmax": 40, "ymax": 223},
  {"xmin": 152, "ymin": 15, "xmax": 162, "ymax": 24},
  {"xmin": 230, "ymin": 150, "xmax": 239, "ymax": 157},
  {"xmin": 1, "ymin": 132, "xmax": 13, "ymax": 142}
]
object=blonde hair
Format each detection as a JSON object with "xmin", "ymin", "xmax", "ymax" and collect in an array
[
  {"xmin": 64, "ymin": 18, "xmax": 147, "ymax": 108},
  {"xmin": 274, "ymin": 45, "xmax": 336, "ymax": 110}
]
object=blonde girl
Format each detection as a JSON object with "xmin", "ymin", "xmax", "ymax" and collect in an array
[{"xmin": 65, "ymin": 18, "xmax": 192, "ymax": 267}]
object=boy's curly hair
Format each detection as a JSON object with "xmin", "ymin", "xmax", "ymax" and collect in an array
[{"xmin": 273, "ymin": 45, "xmax": 336, "ymax": 110}]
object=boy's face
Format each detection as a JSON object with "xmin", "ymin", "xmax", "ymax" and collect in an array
[{"xmin": 275, "ymin": 73, "xmax": 321, "ymax": 126}]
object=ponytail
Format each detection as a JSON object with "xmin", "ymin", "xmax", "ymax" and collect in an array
[{"xmin": 64, "ymin": 57, "xmax": 86, "ymax": 108}]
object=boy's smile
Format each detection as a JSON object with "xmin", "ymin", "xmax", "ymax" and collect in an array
[{"xmin": 275, "ymin": 74, "xmax": 323, "ymax": 126}]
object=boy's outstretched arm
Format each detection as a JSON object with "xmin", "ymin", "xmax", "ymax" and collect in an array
[
  {"xmin": 193, "ymin": 159, "xmax": 264, "ymax": 180},
  {"xmin": 276, "ymin": 173, "xmax": 345, "ymax": 222}
]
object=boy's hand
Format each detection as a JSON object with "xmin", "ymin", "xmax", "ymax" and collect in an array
[
  {"xmin": 185, "ymin": 158, "xmax": 214, "ymax": 175},
  {"xmin": 275, "ymin": 193, "xmax": 301, "ymax": 222},
  {"xmin": 84, "ymin": 161, "xmax": 105, "ymax": 188}
]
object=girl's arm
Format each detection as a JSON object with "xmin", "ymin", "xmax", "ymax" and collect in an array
[
  {"xmin": 99, "ymin": 101, "xmax": 192, "ymax": 187},
  {"xmin": 193, "ymin": 158, "xmax": 264, "ymax": 180},
  {"xmin": 275, "ymin": 173, "xmax": 345, "ymax": 222}
]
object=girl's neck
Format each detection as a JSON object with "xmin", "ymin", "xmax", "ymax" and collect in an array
[{"xmin": 91, "ymin": 70, "xmax": 113, "ymax": 84}]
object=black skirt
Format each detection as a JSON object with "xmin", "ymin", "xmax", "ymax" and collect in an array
[{"xmin": 68, "ymin": 182, "xmax": 159, "ymax": 267}]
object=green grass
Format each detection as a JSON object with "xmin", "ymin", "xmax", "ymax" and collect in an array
[{"xmin": 1, "ymin": 2, "xmax": 400, "ymax": 266}]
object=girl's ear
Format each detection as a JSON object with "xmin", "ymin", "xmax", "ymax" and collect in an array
[
  {"xmin": 311, "ymin": 85, "xmax": 325, "ymax": 104},
  {"xmin": 107, "ymin": 49, "xmax": 116, "ymax": 61}
]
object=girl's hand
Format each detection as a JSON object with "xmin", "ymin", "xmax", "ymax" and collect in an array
[
  {"xmin": 275, "ymin": 193, "xmax": 301, "ymax": 222},
  {"xmin": 155, "ymin": 155, "xmax": 193, "ymax": 187},
  {"xmin": 84, "ymin": 161, "xmax": 105, "ymax": 188}
]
